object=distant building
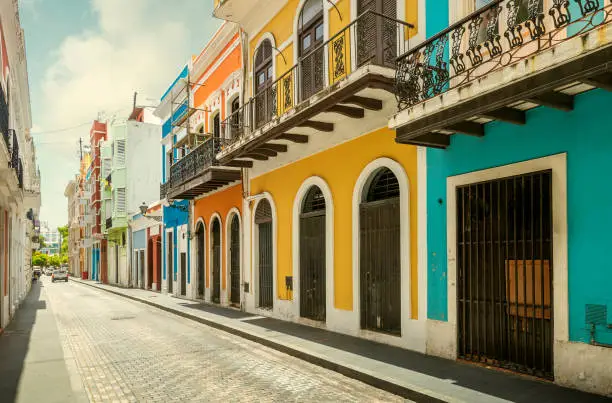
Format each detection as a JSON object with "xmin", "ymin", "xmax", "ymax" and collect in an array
[{"xmin": 39, "ymin": 221, "xmax": 60, "ymax": 255}]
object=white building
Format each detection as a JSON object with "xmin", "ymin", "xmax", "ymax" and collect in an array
[{"xmin": 0, "ymin": 0, "xmax": 41, "ymax": 329}]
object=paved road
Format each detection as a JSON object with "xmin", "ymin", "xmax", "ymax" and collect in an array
[{"xmin": 29, "ymin": 276, "xmax": 402, "ymax": 402}]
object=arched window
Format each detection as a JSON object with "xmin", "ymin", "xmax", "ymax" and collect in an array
[
  {"xmin": 254, "ymin": 39, "xmax": 273, "ymax": 95},
  {"xmin": 298, "ymin": 0, "xmax": 324, "ymax": 100},
  {"xmin": 300, "ymin": 186, "xmax": 326, "ymax": 321},
  {"xmin": 359, "ymin": 167, "xmax": 401, "ymax": 335},
  {"xmin": 255, "ymin": 199, "xmax": 273, "ymax": 309}
]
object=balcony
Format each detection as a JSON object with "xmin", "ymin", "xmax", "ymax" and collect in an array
[
  {"xmin": 218, "ymin": 10, "xmax": 413, "ymax": 165},
  {"xmin": 167, "ymin": 136, "xmax": 241, "ymax": 200},
  {"xmin": 391, "ymin": 0, "xmax": 612, "ymax": 147}
]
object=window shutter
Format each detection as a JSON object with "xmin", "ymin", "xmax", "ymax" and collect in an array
[
  {"xmin": 102, "ymin": 158, "xmax": 111, "ymax": 177},
  {"xmin": 115, "ymin": 140, "xmax": 126, "ymax": 166},
  {"xmin": 115, "ymin": 188, "xmax": 126, "ymax": 214},
  {"xmin": 254, "ymin": 199, "xmax": 272, "ymax": 224}
]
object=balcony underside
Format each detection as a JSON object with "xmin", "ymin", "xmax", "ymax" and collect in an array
[
  {"xmin": 218, "ymin": 69, "xmax": 395, "ymax": 165},
  {"xmin": 168, "ymin": 167, "xmax": 241, "ymax": 200},
  {"xmin": 392, "ymin": 40, "xmax": 612, "ymax": 149}
]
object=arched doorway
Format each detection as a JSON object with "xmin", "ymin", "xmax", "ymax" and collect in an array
[
  {"xmin": 229, "ymin": 214, "xmax": 241, "ymax": 306},
  {"xmin": 211, "ymin": 218, "xmax": 221, "ymax": 303},
  {"xmin": 298, "ymin": 0, "xmax": 324, "ymax": 100},
  {"xmin": 253, "ymin": 39, "xmax": 273, "ymax": 128},
  {"xmin": 255, "ymin": 199, "xmax": 273, "ymax": 309},
  {"xmin": 299, "ymin": 186, "xmax": 326, "ymax": 321},
  {"xmin": 360, "ymin": 167, "xmax": 401, "ymax": 335},
  {"xmin": 196, "ymin": 222, "xmax": 205, "ymax": 299}
]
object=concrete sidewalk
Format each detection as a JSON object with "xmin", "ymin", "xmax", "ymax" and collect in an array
[
  {"xmin": 70, "ymin": 278, "xmax": 610, "ymax": 403},
  {"xmin": 0, "ymin": 279, "xmax": 88, "ymax": 403}
]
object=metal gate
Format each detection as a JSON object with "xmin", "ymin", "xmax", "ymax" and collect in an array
[
  {"xmin": 256, "ymin": 199, "xmax": 273, "ymax": 309},
  {"xmin": 456, "ymin": 170, "xmax": 553, "ymax": 379},
  {"xmin": 212, "ymin": 219, "xmax": 221, "ymax": 303},
  {"xmin": 300, "ymin": 187, "xmax": 326, "ymax": 321},
  {"xmin": 360, "ymin": 168, "xmax": 401, "ymax": 335},
  {"xmin": 196, "ymin": 224, "xmax": 205, "ymax": 299},
  {"xmin": 180, "ymin": 252, "xmax": 186, "ymax": 296},
  {"xmin": 230, "ymin": 215, "xmax": 241, "ymax": 305}
]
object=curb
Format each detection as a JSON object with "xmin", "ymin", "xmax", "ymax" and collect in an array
[{"xmin": 70, "ymin": 278, "xmax": 446, "ymax": 403}]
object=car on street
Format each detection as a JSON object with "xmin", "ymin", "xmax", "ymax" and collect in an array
[{"xmin": 52, "ymin": 269, "xmax": 68, "ymax": 282}]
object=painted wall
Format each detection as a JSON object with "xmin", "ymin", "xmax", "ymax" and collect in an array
[
  {"xmin": 162, "ymin": 200, "xmax": 189, "ymax": 282},
  {"xmin": 250, "ymin": 127, "xmax": 419, "ymax": 315},
  {"xmin": 426, "ymin": 89, "xmax": 612, "ymax": 344},
  {"xmin": 193, "ymin": 185, "xmax": 242, "ymax": 290},
  {"xmin": 132, "ymin": 229, "xmax": 146, "ymax": 250},
  {"xmin": 126, "ymin": 121, "xmax": 162, "ymax": 215}
]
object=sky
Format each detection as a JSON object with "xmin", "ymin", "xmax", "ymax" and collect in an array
[{"xmin": 20, "ymin": 0, "xmax": 222, "ymax": 229}]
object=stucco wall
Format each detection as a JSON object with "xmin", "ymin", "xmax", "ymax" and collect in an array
[
  {"xmin": 126, "ymin": 121, "xmax": 162, "ymax": 216},
  {"xmin": 250, "ymin": 127, "xmax": 419, "ymax": 316}
]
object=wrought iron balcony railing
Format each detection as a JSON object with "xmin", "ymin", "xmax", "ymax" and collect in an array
[
  {"xmin": 9, "ymin": 130, "xmax": 18, "ymax": 169},
  {"xmin": 395, "ymin": 0, "xmax": 612, "ymax": 110},
  {"xmin": 17, "ymin": 159, "xmax": 23, "ymax": 188},
  {"xmin": 168, "ymin": 136, "xmax": 227, "ymax": 190},
  {"xmin": 221, "ymin": 10, "xmax": 413, "ymax": 145},
  {"xmin": 160, "ymin": 181, "xmax": 169, "ymax": 199}
]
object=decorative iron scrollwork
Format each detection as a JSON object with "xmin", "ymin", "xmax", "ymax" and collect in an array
[
  {"xmin": 466, "ymin": 16, "xmax": 484, "ymax": 66},
  {"xmin": 525, "ymin": 0, "xmax": 546, "ymax": 40},
  {"xmin": 505, "ymin": 0, "xmax": 524, "ymax": 48},
  {"xmin": 577, "ymin": 0, "xmax": 600, "ymax": 16},
  {"xmin": 450, "ymin": 26, "xmax": 466, "ymax": 74},
  {"xmin": 549, "ymin": 0, "xmax": 571, "ymax": 27},
  {"xmin": 484, "ymin": 6, "xmax": 503, "ymax": 56},
  {"xmin": 332, "ymin": 36, "xmax": 346, "ymax": 80},
  {"xmin": 283, "ymin": 75, "xmax": 293, "ymax": 110}
]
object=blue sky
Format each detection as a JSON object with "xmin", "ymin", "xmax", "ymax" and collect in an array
[{"xmin": 19, "ymin": 0, "xmax": 221, "ymax": 228}]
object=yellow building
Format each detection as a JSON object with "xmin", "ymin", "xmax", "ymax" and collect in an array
[{"xmin": 166, "ymin": 0, "xmax": 426, "ymax": 351}]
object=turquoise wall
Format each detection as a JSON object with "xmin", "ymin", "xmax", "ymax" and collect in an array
[{"xmin": 426, "ymin": 89, "xmax": 612, "ymax": 344}]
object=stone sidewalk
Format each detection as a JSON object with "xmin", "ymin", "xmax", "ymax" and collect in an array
[
  {"xmin": 70, "ymin": 278, "xmax": 610, "ymax": 403},
  {"xmin": 0, "ymin": 280, "xmax": 89, "ymax": 403}
]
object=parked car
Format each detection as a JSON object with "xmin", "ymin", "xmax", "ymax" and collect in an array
[{"xmin": 52, "ymin": 269, "xmax": 68, "ymax": 282}]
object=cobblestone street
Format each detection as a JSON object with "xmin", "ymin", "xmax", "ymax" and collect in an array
[{"xmin": 41, "ymin": 278, "xmax": 402, "ymax": 403}]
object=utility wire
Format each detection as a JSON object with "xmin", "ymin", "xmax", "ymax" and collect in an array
[{"xmin": 30, "ymin": 107, "xmax": 132, "ymax": 136}]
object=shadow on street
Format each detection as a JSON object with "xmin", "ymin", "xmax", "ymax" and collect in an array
[{"xmin": 0, "ymin": 281, "xmax": 43, "ymax": 402}]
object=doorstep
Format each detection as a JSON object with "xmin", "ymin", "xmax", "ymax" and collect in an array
[{"xmin": 69, "ymin": 278, "xmax": 609, "ymax": 403}]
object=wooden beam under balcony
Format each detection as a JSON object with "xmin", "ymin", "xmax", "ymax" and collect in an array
[
  {"xmin": 251, "ymin": 148, "xmax": 277, "ymax": 157},
  {"xmin": 298, "ymin": 120, "xmax": 334, "ymax": 132},
  {"xmin": 226, "ymin": 160, "xmax": 253, "ymax": 168},
  {"xmin": 397, "ymin": 132, "xmax": 450, "ymax": 149},
  {"xmin": 479, "ymin": 108, "xmax": 526, "ymax": 125},
  {"xmin": 445, "ymin": 121, "xmax": 484, "ymax": 137},
  {"xmin": 341, "ymin": 95, "xmax": 383, "ymax": 111},
  {"xmin": 327, "ymin": 105, "xmax": 365, "ymax": 118},
  {"xmin": 257, "ymin": 143, "xmax": 288, "ymax": 153},
  {"xmin": 279, "ymin": 133, "xmax": 309, "ymax": 143},
  {"xmin": 580, "ymin": 72, "xmax": 612, "ymax": 92},
  {"xmin": 243, "ymin": 153, "xmax": 268, "ymax": 161},
  {"xmin": 525, "ymin": 92, "xmax": 574, "ymax": 111}
]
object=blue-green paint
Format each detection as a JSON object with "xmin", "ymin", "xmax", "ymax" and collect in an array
[{"xmin": 426, "ymin": 89, "xmax": 612, "ymax": 344}]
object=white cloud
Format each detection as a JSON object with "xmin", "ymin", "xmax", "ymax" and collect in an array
[{"xmin": 34, "ymin": 0, "xmax": 220, "ymax": 228}]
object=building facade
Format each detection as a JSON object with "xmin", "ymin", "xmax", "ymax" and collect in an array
[
  {"xmin": 39, "ymin": 221, "xmax": 60, "ymax": 256},
  {"xmin": 0, "ymin": 0, "xmax": 41, "ymax": 330},
  {"xmin": 65, "ymin": 178, "xmax": 79, "ymax": 276},
  {"xmin": 388, "ymin": 0, "xmax": 612, "ymax": 395},
  {"xmin": 156, "ymin": 66, "xmax": 191, "ymax": 296}
]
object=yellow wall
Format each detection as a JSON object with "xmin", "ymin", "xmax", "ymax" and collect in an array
[{"xmin": 250, "ymin": 128, "xmax": 419, "ymax": 318}]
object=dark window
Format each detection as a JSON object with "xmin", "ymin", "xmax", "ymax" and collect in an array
[
  {"xmin": 302, "ymin": 186, "xmax": 326, "ymax": 213},
  {"xmin": 365, "ymin": 168, "xmax": 400, "ymax": 202},
  {"xmin": 254, "ymin": 40, "xmax": 273, "ymax": 95}
]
